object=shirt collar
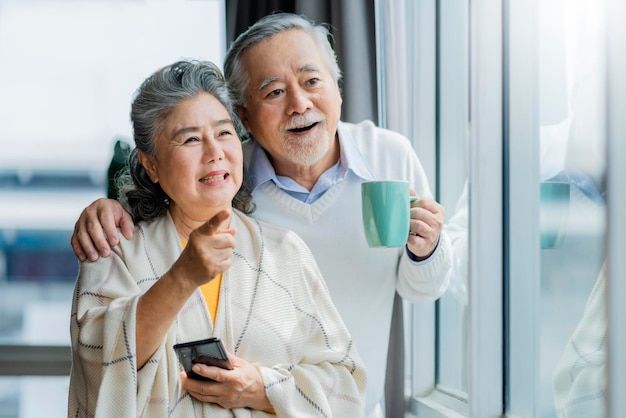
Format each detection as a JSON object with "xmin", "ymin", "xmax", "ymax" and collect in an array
[
  {"xmin": 336, "ymin": 121, "xmax": 375, "ymax": 181},
  {"xmin": 246, "ymin": 121, "xmax": 375, "ymax": 193}
]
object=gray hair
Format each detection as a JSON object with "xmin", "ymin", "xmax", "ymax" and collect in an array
[
  {"xmin": 117, "ymin": 59, "xmax": 253, "ymax": 222},
  {"xmin": 224, "ymin": 12, "xmax": 342, "ymax": 107}
]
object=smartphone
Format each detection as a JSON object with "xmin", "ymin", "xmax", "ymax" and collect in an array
[{"xmin": 173, "ymin": 337, "xmax": 233, "ymax": 381}]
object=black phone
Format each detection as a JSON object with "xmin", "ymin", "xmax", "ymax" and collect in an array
[{"xmin": 173, "ymin": 337, "xmax": 233, "ymax": 381}]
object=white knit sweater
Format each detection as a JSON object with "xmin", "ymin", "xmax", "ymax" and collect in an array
[
  {"xmin": 68, "ymin": 210, "xmax": 367, "ymax": 417},
  {"xmin": 243, "ymin": 120, "xmax": 452, "ymax": 414}
]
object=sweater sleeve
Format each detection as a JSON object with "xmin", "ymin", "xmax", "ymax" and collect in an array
[
  {"xmin": 398, "ymin": 129, "xmax": 452, "ymax": 303},
  {"xmin": 348, "ymin": 120, "xmax": 452, "ymax": 303},
  {"xmin": 397, "ymin": 229, "xmax": 452, "ymax": 302}
]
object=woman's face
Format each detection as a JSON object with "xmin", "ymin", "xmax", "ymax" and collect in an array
[{"xmin": 140, "ymin": 93, "xmax": 243, "ymax": 224}]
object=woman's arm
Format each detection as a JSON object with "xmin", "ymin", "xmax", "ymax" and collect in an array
[{"xmin": 136, "ymin": 210, "xmax": 236, "ymax": 368}]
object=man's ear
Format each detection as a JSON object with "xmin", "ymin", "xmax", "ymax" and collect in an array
[
  {"xmin": 138, "ymin": 150, "xmax": 158, "ymax": 183},
  {"xmin": 236, "ymin": 105, "xmax": 251, "ymax": 132}
]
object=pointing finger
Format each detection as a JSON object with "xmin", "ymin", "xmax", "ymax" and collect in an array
[{"xmin": 195, "ymin": 210, "xmax": 233, "ymax": 237}]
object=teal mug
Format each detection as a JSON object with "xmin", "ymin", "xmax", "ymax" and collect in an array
[
  {"xmin": 361, "ymin": 180, "xmax": 418, "ymax": 248},
  {"xmin": 540, "ymin": 181, "xmax": 570, "ymax": 249}
]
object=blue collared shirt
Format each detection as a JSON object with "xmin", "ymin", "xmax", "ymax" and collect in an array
[{"xmin": 246, "ymin": 122, "xmax": 373, "ymax": 203}]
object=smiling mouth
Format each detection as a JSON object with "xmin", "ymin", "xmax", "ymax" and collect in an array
[
  {"xmin": 200, "ymin": 173, "xmax": 227, "ymax": 183},
  {"xmin": 288, "ymin": 122, "xmax": 318, "ymax": 133}
]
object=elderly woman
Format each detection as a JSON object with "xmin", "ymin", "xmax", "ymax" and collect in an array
[{"xmin": 68, "ymin": 60, "xmax": 366, "ymax": 417}]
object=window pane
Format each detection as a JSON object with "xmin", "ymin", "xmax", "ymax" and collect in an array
[
  {"xmin": 0, "ymin": 376, "xmax": 69, "ymax": 418},
  {"xmin": 0, "ymin": 0, "xmax": 224, "ymax": 416},
  {"xmin": 436, "ymin": 0, "xmax": 470, "ymax": 398},
  {"xmin": 539, "ymin": 0, "xmax": 607, "ymax": 415}
]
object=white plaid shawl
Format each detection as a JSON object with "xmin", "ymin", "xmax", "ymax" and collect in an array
[{"xmin": 69, "ymin": 210, "xmax": 366, "ymax": 417}]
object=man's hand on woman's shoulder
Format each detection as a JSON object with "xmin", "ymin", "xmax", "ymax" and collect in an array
[{"xmin": 71, "ymin": 198, "xmax": 135, "ymax": 262}]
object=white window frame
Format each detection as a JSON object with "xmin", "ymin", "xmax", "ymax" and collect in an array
[
  {"xmin": 606, "ymin": 0, "xmax": 626, "ymax": 412},
  {"xmin": 505, "ymin": 0, "xmax": 541, "ymax": 414},
  {"xmin": 464, "ymin": 0, "xmax": 504, "ymax": 414}
]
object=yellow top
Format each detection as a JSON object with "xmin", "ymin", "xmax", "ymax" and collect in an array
[
  {"xmin": 181, "ymin": 240, "xmax": 222, "ymax": 323},
  {"xmin": 200, "ymin": 273, "xmax": 222, "ymax": 323}
]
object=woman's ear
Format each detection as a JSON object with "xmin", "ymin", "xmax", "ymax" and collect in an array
[{"xmin": 138, "ymin": 150, "xmax": 158, "ymax": 183}]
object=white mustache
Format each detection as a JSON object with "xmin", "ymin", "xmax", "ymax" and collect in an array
[{"xmin": 283, "ymin": 114, "xmax": 324, "ymax": 131}]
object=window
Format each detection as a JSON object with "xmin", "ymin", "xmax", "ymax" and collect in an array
[
  {"xmin": 376, "ymin": 0, "xmax": 623, "ymax": 416},
  {"xmin": 0, "ymin": 1, "xmax": 225, "ymax": 416}
]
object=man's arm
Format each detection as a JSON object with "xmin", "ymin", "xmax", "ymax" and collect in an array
[
  {"xmin": 70, "ymin": 198, "xmax": 135, "ymax": 261},
  {"xmin": 397, "ymin": 193, "xmax": 452, "ymax": 302}
]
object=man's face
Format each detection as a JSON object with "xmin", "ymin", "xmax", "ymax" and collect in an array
[{"xmin": 238, "ymin": 29, "xmax": 343, "ymax": 173}]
